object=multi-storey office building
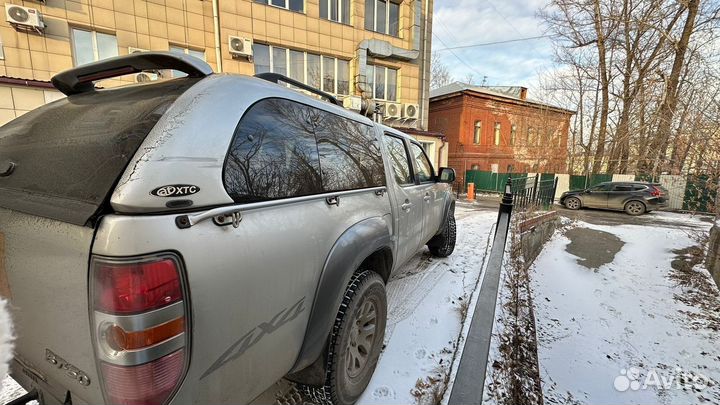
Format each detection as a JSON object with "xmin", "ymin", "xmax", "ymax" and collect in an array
[{"xmin": 0, "ymin": 0, "xmax": 447, "ymax": 167}]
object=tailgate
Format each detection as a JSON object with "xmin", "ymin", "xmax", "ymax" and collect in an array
[{"xmin": 0, "ymin": 206, "xmax": 103, "ymax": 405}]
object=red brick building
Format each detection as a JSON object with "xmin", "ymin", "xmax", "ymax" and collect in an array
[{"xmin": 429, "ymin": 83, "xmax": 574, "ymax": 184}]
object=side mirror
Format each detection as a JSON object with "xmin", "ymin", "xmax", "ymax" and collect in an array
[{"xmin": 438, "ymin": 167, "xmax": 456, "ymax": 183}]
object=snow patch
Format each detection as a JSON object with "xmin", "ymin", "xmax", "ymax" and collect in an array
[{"xmin": 532, "ymin": 219, "xmax": 720, "ymax": 404}]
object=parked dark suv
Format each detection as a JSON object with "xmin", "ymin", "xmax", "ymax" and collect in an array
[{"xmin": 560, "ymin": 182, "xmax": 669, "ymax": 215}]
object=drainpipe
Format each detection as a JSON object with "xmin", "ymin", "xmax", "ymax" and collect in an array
[
  {"xmin": 438, "ymin": 136, "xmax": 447, "ymax": 167},
  {"xmin": 418, "ymin": 0, "xmax": 432, "ymax": 130},
  {"xmin": 212, "ymin": 0, "xmax": 223, "ymax": 72},
  {"xmin": 355, "ymin": 0, "xmax": 422, "ymax": 97}
]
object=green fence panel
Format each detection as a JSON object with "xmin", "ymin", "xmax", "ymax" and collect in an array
[
  {"xmin": 495, "ymin": 173, "xmax": 512, "ymax": 192},
  {"xmin": 540, "ymin": 173, "xmax": 555, "ymax": 182},
  {"xmin": 589, "ymin": 173, "xmax": 613, "ymax": 186},
  {"xmin": 683, "ymin": 175, "xmax": 717, "ymax": 212},
  {"xmin": 570, "ymin": 175, "xmax": 588, "ymax": 191},
  {"xmin": 465, "ymin": 171, "xmax": 528, "ymax": 193},
  {"xmin": 465, "ymin": 170, "xmax": 492, "ymax": 191}
]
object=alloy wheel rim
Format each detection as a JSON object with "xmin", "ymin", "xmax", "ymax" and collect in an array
[
  {"xmin": 567, "ymin": 198, "xmax": 579, "ymax": 209},
  {"xmin": 628, "ymin": 202, "xmax": 643, "ymax": 214},
  {"xmin": 345, "ymin": 299, "xmax": 377, "ymax": 379}
]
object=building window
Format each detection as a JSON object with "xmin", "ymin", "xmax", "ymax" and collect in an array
[
  {"xmin": 527, "ymin": 126, "xmax": 535, "ymax": 146},
  {"xmin": 253, "ymin": 43, "xmax": 350, "ymax": 95},
  {"xmin": 510, "ymin": 124, "xmax": 517, "ymax": 145},
  {"xmin": 420, "ymin": 141, "xmax": 434, "ymax": 153},
  {"xmin": 473, "ymin": 121, "xmax": 482, "ymax": 144},
  {"xmin": 365, "ymin": 0, "xmax": 400, "ymax": 37},
  {"xmin": 71, "ymin": 28, "xmax": 118, "ymax": 66},
  {"xmin": 169, "ymin": 46, "xmax": 205, "ymax": 77},
  {"xmin": 494, "ymin": 122, "xmax": 501, "ymax": 146},
  {"xmin": 320, "ymin": 0, "xmax": 350, "ymax": 24},
  {"xmin": 255, "ymin": 0, "xmax": 304, "ymax": 13},
  {"xmin": 367, "ymin": 65, "xmax": 398, "ymax": 101}
]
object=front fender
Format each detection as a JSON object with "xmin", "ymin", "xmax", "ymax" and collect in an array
[{"xmin": 289, "ymin": 216, "xmax": 393, "ymax": 374}]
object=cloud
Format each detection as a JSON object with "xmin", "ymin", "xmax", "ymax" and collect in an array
[{"xmin": 432, "ymin": 0, "xmax": 558, "ymax": 89}]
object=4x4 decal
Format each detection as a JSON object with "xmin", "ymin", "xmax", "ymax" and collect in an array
[{"xmin": 200, "ymin": 296, "xmax": 306, "ymax": 380}]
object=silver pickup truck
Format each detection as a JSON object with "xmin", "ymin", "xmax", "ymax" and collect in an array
[{"xmin": 0, "ymin": 52, "xmax": 456, "ymax": 405}]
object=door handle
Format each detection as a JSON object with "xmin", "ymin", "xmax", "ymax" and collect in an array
[
  {"xmin": 401, "ymin": 202, "xmax": 413, "ymax": 211},
  {"xmin": 423, "ymin": 194, "xmax": 431, "ymax": 202}
]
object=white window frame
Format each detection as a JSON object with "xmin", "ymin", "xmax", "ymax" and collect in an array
[
  {"xmin": 494, "ymin": 122, "xmax": 501, "ymax": 146},
  {"xmin": 169, "ymin": 46, "xmax": 206, "ymax": 77},
  {"xmin": 257, "ymin": 0, "xmax": 304, "ymax": 12},
  {"xmin": 71, "ymin": 28, "xmax": 118, "ymax": 66},
  {"xmin": 322, "ymin": 0, "xmax": 349, "ymax": 24},
  {"xmin": 169, "ymin": 45, "xmax": 206, "ymax": 59},
  {"xmin": 369, "ymin": 65, "xmax": 398, "ymax": 101},
  {"xmin": 264, "ymin": 44, "xmax": 349, "ymax": 95},
  {"xmin": 366, "ymin": 0, "xmax": 400, "ymax": 36}
]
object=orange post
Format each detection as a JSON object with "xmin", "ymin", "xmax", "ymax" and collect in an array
[{"xmin": 467, "ymin": 182, "xmax": 475, "ymax": 201}]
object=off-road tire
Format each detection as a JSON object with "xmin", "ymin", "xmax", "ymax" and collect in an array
[
  {"xmin": 624, "ymin": 200, "xmax": 646, "ymax": 216},
  {"xmin": 428, "ymin": 215, "xmax": 456, "ymax": 258},
  {"xmin": 564, "ymin": 197, "xmax": 581, "ymax": 210},
  {"xmin": 302, "ymin": 270, "xmax": 387, "ymax": 405}
]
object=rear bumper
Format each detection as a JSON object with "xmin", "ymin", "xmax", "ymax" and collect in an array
[{"xmin": 646, "ymin": 198, "xmax": 668, "ymax": 209}]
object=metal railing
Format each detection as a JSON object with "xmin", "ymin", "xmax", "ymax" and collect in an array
[{"xmin": 510, "ymin": 175, "xmax": 558, "ymax": 209}]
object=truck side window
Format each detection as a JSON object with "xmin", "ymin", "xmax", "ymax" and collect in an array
[
  {"xmin": 384, "ymin": 135, "xmax": 413, "ymax": 185},
  {"xmin": 315, "ymin": 111, "xmax": 385, "ymax": 192},
  {"xmin": 409, "ymin": 142, "xmax": 435, "ymax": 183},
  {"xmin": 224, "ymin": 98, "xmax": 323, "ymax": 203}
]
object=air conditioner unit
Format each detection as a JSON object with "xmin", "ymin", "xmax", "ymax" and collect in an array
[
  {"xmin": 135, "ymin": 72, "xmax": 159, "ymax": 83},
  {"xmin": 384, "ymin": 102, "xmax": 402, "ymax": 119},
  {"xmin": 403, "ymin": 103, "xmax": 420, "ymax": 120},
  {"xmin": 5, "ymin": 4, "xmax": 45, "ymax": 33},
  {"xmin": 343, "ymin": 96, "xmax": 362, "ymax": 113},
  {"xmin": 128, "ymin": 47, "xmax": 148, "ymax": 54},
  {"xmin": 229, "ymin": 36, "xmax": 253, "ymax": 59}
]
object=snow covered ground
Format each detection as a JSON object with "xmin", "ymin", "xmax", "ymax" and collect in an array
[
  {"xmin": 0, "ymin": 207, "xmax": 498, "ymax": 405},
  {"xmin": 358, "ymin": 208, "xmax": 496, "ymax": 404},
  {"xmin": 532, "ymin": 214, "xmax": 720, "ymax": 405}
]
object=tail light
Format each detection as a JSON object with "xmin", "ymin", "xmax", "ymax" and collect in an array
[
  {"xmin": 91, "ymin": 254, "xmax": 189, "ymax": 405},
  {"xmin": 649, "ymin": 186, "xmax": 662, "ymax": 197}
]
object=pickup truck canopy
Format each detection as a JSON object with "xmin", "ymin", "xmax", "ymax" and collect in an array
[{"xmin": 0, "ymin": 78, "xmax": 199, "ymax": 226}]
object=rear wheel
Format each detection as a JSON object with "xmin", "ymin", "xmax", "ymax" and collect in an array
[
  {"xmin": 428, "ymin": 215, "xmax": 456, "ymax": 257},
  {"xmin": 304, "ymin": 271, "xmax": 387, "ymax": 405},
  {"xmin": 564, "ymin": 197, "xmax": 581, "ymax": 210},
  {"xmin": 624, "ymin": 200, "xmax": 646, "ymax": 216}
]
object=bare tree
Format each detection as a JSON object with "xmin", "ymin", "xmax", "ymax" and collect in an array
[
  {"xmin": 539, "ymin": 0, "xmax": 720, "ymax": 180},
  {"xmin": 430, "ymin": 52, "xmax": 453, "ymax": 89}
]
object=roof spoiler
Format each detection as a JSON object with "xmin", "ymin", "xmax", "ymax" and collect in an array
[
  {"xmin": 254, "ymin": 72, "xmax": 340, "ymax": 106},
  {"xmin": 51, "ymin": 51, "xmax": 214, "ymax": 96}
]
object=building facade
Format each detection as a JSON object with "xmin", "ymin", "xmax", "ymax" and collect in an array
[
  {"xmin": 429, "ymin": 82, "xmax": 574, "ymax": 184},
  {"xmin": 0, "ymin": 0, "xmax": 447, "ymax": 167}
]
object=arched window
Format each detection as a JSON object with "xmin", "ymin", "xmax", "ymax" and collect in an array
[{"xmin": 473, "ymin": 121, "xmax": 482, "ymax": 144}]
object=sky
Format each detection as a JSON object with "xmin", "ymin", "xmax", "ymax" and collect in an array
[{"xmin": 432, "ymin": 0, "xmax": 557, "ymax": 91}]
